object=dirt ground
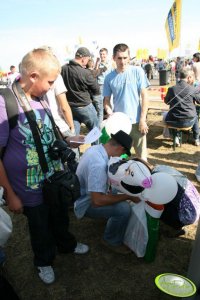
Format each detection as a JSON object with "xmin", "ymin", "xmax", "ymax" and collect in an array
[{"xmin": 2, "ymin": 77, "xmax": 200, "ymax": 300}]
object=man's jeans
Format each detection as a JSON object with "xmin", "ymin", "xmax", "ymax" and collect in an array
[
  {"xmin": 166, "ymin": 116, "xmax": 199, "ymax": 140},
  {"xmin": 85, "ymin": 201, "xmax": 131, "ymax": 246},
  {"xmin": 92, "ymin": 85, "xmax": 104, "ymax": 128},
  {"xmin": 71, "ymin": 103, "xmax": 99, "ymax": 135}
]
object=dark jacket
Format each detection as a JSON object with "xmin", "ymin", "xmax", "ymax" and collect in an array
[
  {"xmin": 144, "ymin": 63, "xmax": 152, "ymax": 72},
  {"xmin": 61, "ymin": 60, "xmax": 100, "ymax": 107},
  {"xmin": 164, "ymin": 80, "xmax": 200, "ymax": 121}
]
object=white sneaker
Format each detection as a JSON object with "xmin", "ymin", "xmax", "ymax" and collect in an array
[
  {"xmin": 74, "ymin": 242, "xmax": 89, "ymax": 254},
  {"xmin": 195, "ymin": 139, "xmax": 200, "ymax": 146},
  {"xmin": 175, "ymin": 136, "xmax": 180, "ymax": 146},
  {"xmin": 37, "ymin": 266, "xmax": 55, "ymax": 284},
  {"xmin": 195, "ymin": 163, "xmax": 200, "ymax": 182}
]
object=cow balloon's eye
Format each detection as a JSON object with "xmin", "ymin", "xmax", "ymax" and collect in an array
[
  {"xmin": 131, "ymin": 171, "xmax": 134, "ymax": 176},
  {"xmin": 125, "ymin": 168, "xmax": 130, "ymax": 175}
]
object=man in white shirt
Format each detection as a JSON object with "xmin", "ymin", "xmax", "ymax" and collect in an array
[
  {"xmin": 46, "ymin": 74, "xmax": 80, "ymax": 160},
  {"xmin": 7, "ymin": 65, "xmax": 20, "ymax": 87},
  {"xmin": 46, "ymin": 74, "xmax": 75, "ymax": 137}
]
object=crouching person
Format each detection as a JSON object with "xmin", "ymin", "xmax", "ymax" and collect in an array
[{"xmin": 74, "ymin": 130, "xmax": 140, "ymax": 254}]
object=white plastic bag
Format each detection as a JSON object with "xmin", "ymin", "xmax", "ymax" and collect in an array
[
  {"xmin": 0, "ymin": 207, "xmax": 13, "ymax": 246},
  {"xmin": 124, "ymin": 201, "xmax": 148, "ymax": 257}
]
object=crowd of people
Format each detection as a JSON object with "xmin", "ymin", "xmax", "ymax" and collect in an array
[
  {"xmin": 0, "ymin": 44, "xmax": 200, "ymax": 291},
  {"xmin": 137, "ymin": 54, "xmax": 200, "ymax": 85}
]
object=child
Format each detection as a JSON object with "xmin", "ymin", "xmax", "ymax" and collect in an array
[{"xmin": 0, "ymin": 48, "xmax": 88, "ymax": 284}]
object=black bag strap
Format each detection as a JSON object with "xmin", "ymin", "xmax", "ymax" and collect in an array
[
  {"xmin": 39, "ymin": 99, "xmax": 64, "ymax": 141},
  {"xmin": 0, "ymin": 88, "xmax": 18, "ymax": 129},
  {"xmin": 12, "ymin": 81, "xmax": 49, "ymax": 174}
]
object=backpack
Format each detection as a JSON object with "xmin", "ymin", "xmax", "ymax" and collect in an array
[
  {"xmin": 153, "ymin": 165, "xmax": 200, "ymax": 226},
  {"xmin": 0, "ymin": 88, "xmax": 18, "ymax": 129}
]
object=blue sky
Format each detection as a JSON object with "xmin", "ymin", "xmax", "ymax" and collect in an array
[{"xmin": 0, "ymin": 0, "xmax": 199, "ymax": 71}]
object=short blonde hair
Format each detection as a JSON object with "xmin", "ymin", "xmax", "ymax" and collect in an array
[{"xmin": 20, "ymin": 48, "xmax": 61, "ymax": 77}]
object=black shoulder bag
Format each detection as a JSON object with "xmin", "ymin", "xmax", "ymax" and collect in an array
[{"xmin": 12, "ymin": 82, "xmax": 80, "ymax": 208}]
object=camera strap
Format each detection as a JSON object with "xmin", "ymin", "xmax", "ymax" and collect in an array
[
  {"xmin": 12, "ymin": 81, "xmax": 49, "ymax": 174},
  {"xmin": 39, "ymin": 99, "xmax": 64, "ymax": 141}
]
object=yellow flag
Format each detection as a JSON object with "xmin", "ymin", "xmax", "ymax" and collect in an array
[
  {"xmin": 136, "ymin": 49, "xmax": 149, "ymax": 60},
  {"xmin": 165, "ymin": 0, "xmax": 182, "ymax": 52},
  {"xmin": 78, "ymin": 36, "xmax": 84, "ymax": 45},
  {"xmin": 136, "ymin": 49, "xmax": 142, "ymax": 60},
  {"xmin": 157, "ymin": 49, "xmax": 167, "ymax": 59},
  {"xmin": 143, "ymin": 49, "xmax": 149, "ymax": 60},
  {"xmin": 198, "ymin": 39, "xmax": 200, "ymax": 51}
]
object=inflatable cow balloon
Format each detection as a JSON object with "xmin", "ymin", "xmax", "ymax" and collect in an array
[
  {"xmin": 108, "ymin": 157, "xmax": 152, "ymax": 196},
  {"xmin": 108, "ymin": 157, "xmax": 178, "ymax": 259},
  {"xmin": 108, "ymin": 157, "xmax": 178, "ymax": 205}
]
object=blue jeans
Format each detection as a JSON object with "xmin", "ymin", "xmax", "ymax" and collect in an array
[
  {"xmin": 92, "ymin": 85, "xmax": 104, "ymax": 128},
  {"xmin": 92, "ymin": 94, "xmax": 103, "ymax": 128},
  {"xmin": 165, "ymin": 116, "xmax": 199, "ymax": 140},
  {"xmin": 71, "ymin": 103, "xmax": 99, "ymax": 135},
  {"xmin": 85, "ymin": 201, "xmax": 131, "ymax": 246}
]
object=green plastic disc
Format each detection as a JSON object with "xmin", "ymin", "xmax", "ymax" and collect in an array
[{"xmin": 155, "ymin": 273, "xmax": 196, "ymax": 298}]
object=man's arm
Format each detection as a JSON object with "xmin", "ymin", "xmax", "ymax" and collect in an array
[
  {"xmin": 92, "ymin": 67, "xmax": 107, "ymax": 78},
  {"xmin": 94, "ymin": 57, "xmax": 101, "ymax": 70},
  {"xmin": 91, "ymin": 191, "xmax": 140, "ymax": 207},
  {"xmin": 139, "ymin": 88, "xmax": 149, "ymax": 134},
  {"xmin": 104, "ymin": 96, "xmax": 113, "ymax": 117},
  {"xmin": 0, "ymin": 156, "xmax": 23, "ymax": 213},
  {"xmin": 164, "ymin": 88, "xmax": 172, "ymax": 105},
  {"xmin": 86, "ymin": 71, "xmax": 100, "ymax": 96},
  {"xmin": 56, "ymin": 93, "xmax": 75, "ymax": 133},
  {"xmin": 192, "ymin": 86, "xmax": 200, "ymax": 104}
]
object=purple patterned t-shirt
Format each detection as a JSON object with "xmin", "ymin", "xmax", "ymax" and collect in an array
[{"xmin": 0, "ymin": 93, "xmax": 62, "ymax": 207}]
